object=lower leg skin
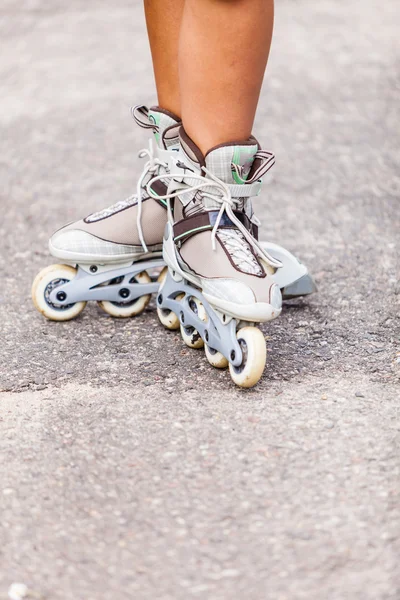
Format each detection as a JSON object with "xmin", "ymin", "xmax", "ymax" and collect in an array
[
  {"xmin": 144, "ymin": 0, "xmax": 185, "ymax": 116},
  {"xmin": 179, "ymin": 0, "xmax": 274, "ymax": 154}
]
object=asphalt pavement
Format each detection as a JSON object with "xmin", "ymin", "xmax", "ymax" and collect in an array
[{"xmin": 0, "ymin": 1, "xmax": 399, "ymax": 598}]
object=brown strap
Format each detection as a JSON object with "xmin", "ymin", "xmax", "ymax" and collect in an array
[
  {"xmin": 173, "ymin": 210, "xmax": 258, "ymax": 245},
  {"xmin": 147, "ymin": 179, "xmax": 169, "ymax": 208}
]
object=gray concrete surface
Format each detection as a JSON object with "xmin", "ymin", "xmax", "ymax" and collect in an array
[{"xmin": 0, "ymin": 1, "xmax": 399, "ymax": 599}]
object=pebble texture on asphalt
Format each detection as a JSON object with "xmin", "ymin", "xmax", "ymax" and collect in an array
[{"xmin": 0, "ymin": 1, "xmax": 399, "ymax": 599}]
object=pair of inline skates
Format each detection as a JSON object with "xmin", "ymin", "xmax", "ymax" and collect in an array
[{"xmin": 32, "ymin": 105, "xmax": 316, "ymax": 388}]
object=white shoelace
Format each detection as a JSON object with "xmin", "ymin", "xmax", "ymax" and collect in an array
[
  {"xmin": 131, "ymin": 105, "xmax": 167, "ymax": 252},
  {"xmin": 135, "ymin": 139, "xmax": 169, "ymax": 252},
  {"xmin": 146, "ymin": 167, "xmax": 282, "ymax": 269}
]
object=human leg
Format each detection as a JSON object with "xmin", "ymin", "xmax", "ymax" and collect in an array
[
  {"xmin": 144, "ymin": 0, "xmax": 185, "ymax": 116},
  {"xmin": 179, "ymin": 0, "xmax": 274, "ymax": 154}
]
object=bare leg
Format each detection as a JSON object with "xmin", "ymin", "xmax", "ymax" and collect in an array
[
  {"xmin": 179, "ymin": 0, "xmax": 274, "ymax": 154},
  {"xmin": 144, "ymin": 0, "xmax": 185, "ymax": 116}
]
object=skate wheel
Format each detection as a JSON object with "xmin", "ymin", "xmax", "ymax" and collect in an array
[
  {"xmin": 157, "ymin": 291, "xmax": 184, "ymax": 331},
  {"xmin": 32, "ymin": 264, "xmax": 86, "ymax": 321},
  {"xmin": 180, "ymin": 297, "xmax": 206, "ymax": 349},
  {"xmin": 204, "ymin": 345, "xmax": 229, "ymax": 369},
  {"xmin": 98, "ymin": 270, "xmax": 151, "ymax": 318},
  {"xmin": 228, "ymin": 327, "xmax": 267, "ymax": 388},
  {"xmin": 157, "ymin": 266, "xmax": 168, "ymax": 284}
]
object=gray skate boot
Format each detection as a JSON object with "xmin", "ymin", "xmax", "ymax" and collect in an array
[
  {"xmin": 32, "ymin": 106, "xmax": 181, "ymax": 320},
  {"xmin": 153, "ymin": 129, "xmax": 284, "ymax": 388}
]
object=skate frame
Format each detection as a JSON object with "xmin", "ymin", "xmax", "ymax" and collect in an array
[
  {"xmin": 157, "ymin": 273, "xmax": 245, "ymax": 368},
  {"xmin": 47, "ymin": 259, "xmax": 165, "ymax": 307},
  {"xmin": 47, "ymin": 244, "xmax": 316, "ymax": 307}
]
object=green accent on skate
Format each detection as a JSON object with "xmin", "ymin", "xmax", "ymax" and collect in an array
[
  {"xmin": 231, "ymin": 146, "xmax": 257, "ymax": 184},
  {"xmin": 232, "ymin": 169, "xmax": 244, "ymax": 185},
  {"xmin": 232, "ymin": 146, "xmax": 247, "ymax": 185},
  {"xmin": 148, "ymin": 187, "xmax": 168, "ymax": 207},
  {"xmin": 174, "ymin": 225, "xmax": 211, "ymax": 241}
]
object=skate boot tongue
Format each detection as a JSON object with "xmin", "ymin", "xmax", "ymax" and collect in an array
[{"xmin": 148, "ymin": 107, "xmax": 181, "ymax": 149}]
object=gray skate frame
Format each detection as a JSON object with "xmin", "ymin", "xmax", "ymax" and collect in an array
[
  {"xmin": 157, "ymin": 273, "xmax": 245, "ymax": 368},
  {"xmin": 47, "ymin": 247, "xmax": 316, "ymax": 309},
  {"xmin": 48, "ymin": 259, "xmax": 165, "ymax": 306}
]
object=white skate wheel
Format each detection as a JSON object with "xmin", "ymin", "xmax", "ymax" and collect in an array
[
  {"xmin": 32, "ymin": 264, "xmax": 86, "ymax": 321},
  {"xmin": 204, "ymin": 344, "xmax": 229, "ymax": 369},
  {"xmin": 157, "ymin": 290, "xmax": 184, "ymax": 331},
  {"xmin": 157, "ymin": 266, "xmax": 168, "ymax": 284},
  {"xmin": 180, "ymin": 297, "xmax": 206, "ymax": 349},
  {"xmin": 229, "ymin": 327, "xmax": 267, "ymax": 388},
  {"xmin": 98, "ymin": 270, "xmax": 151, "ymax": 318}
]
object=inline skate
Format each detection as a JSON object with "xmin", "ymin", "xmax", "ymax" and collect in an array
[
  {"xmin": 152, "ymin": 129, "xmax": 285, "ymax": 388},
  {"xmin": 32, "ymin": 105, "xmax": 181, "ymax": 321}
]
